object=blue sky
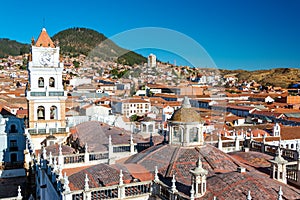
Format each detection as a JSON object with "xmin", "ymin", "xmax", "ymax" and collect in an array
[{"xmin": 1, "ymin": 0, "xmax": 300, "ymax": 70}]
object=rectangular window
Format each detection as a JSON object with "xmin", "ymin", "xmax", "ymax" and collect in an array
[
  {"xmin": 10, "ymin": 140, "xmax": 18, "ymax": 151},
  {"xmin": 10, "ymin": 140, "xmax": 17, "ymax": 147}
]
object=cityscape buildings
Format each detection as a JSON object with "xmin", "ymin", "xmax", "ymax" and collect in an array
[{"xmin": 0, "ymin": 27, "xmax": 300, "ymax": 200}]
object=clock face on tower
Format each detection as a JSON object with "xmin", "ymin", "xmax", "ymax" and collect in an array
[{"xmin": 39, "ymin": 51, "xmax": 52, "ymax": 66}]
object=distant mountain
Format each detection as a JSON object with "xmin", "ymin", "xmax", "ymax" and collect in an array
[
  {"xmin": 0, "ymin": 38, "xmax": 29, "ymax": 58},
  {"xmin": 52, "ymin": 27, "xmax": 147, "ymax": 65},
  {"xmin": 220, "ymin": 68, "xmax": 300, "ymax": 88}
]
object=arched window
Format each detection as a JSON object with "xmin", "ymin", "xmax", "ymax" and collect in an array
[
  {"xmin": 142, "ymin": 124, "xmax": 147, "ymax": 132},
  {"xmin": 37, "ymin": 106, "xmax": 45, "ymax": 120},
  {"xmin": 148, "ymin": 124, "xmax": 154, "ymax": 133},
  {"xmin": 50, "ymin": 106, "xmax": 57, "ymax": 119},
  {"xmin": 189, "ymin": 127, "xmax": 199, "ymax": 142},
  {"xmin": 38, "ymin": 77, "xmax": 44, "ymax": 88},
  {"xmin": 10, "ymin": 124, "xmax": 17, "ymax": 133},
  {"xmin": 49, "ymin": 77, "xmax": 55, "ymax": 87},
  {"xmin": 173, "ymin": 126, "xmax": 182, "ymax": 143}
]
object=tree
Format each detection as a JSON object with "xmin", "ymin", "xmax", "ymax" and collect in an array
[
  {"xmin": 130, "ymin": 114, "xmax": 138, "ymax": 122},
  {"xmin": 73, "ymin": 60, "xmax": 80, "ymax": 68}
]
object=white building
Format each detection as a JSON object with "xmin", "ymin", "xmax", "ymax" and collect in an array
[
  {"xmin": 147, "ymin": 53, "xmax": 156, "ymax": 68},
  {"xmin": 122, "ymin": 98, "xmax": 151, "ymax": 117},
  {"xmin": 162, "ymin": 105, "xmax": 174, "ymax": 121},
  {"xmin": 69, "ymin": 78, "xmax": 92, "ymax": 87}
]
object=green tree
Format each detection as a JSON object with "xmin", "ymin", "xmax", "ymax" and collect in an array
[
  {"xmin": 73, "ymin": 61, "xmax": 80, "ymax": 68},
  {"xmin": 130, "ymin": 114, "xmax": 138, "ymax": 122}
]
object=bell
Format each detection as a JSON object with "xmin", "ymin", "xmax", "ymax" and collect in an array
[
  {"xmin": 38, "ymin": 109, "xmax": 44, "ymax": 118},
  {"xmin": 38, "ymin": 79, "xmax": 44, "ymax": 87}
]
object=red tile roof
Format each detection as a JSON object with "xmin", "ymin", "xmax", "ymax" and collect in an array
[
  {"xmin": 68, "ymin": 163, "xmax": 132, "ymax": 191},
  {"xmin": 35, "ymin": 28, "xmax": 55, "ymax": 48}
]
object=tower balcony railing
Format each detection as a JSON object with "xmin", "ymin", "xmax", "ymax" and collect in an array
[
  {"xmin": 27, "ymin": 91, "xmax": 66, "ymax": 97},
  {"xmin": 27, "ymin": 127, "xmax": 68, "ymax": 135}
]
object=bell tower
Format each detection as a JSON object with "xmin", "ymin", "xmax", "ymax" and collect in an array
[{"xmin": 26, "ymin": 28, "xmax": 68, "ymax": 149}]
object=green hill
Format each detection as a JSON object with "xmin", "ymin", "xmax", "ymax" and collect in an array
[
  {"xmin": 0, "ymin": 38, "xmax": 29, "ymax": 58},
  {"xmin": 52, "ymin": 27, "xmax": 147, "ymax": 65}
]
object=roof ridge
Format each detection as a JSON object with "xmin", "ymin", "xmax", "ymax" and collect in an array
[
  {"xmin": 165, "ymin": 146, "xmax": 181, "ymax": 177},
  {"xmin": 136, "ymin": 144, "xmax": 167, "ymax": 164}
]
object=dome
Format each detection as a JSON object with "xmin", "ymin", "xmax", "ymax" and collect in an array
[{"xmin": 169, "ymin": 96, "xmax": 202, "ymax": 122}]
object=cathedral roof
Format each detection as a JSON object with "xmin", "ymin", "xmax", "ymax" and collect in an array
[
  {"xmin": 124, "ymin": 144, "xmax": 300, "ymax": 199},
  {"xmin": 68, "ymin": 163, "xmax": 132, "ymax": 190},
  {"xmin": 169, "ymin": 96, "xmax": 202, "ymax": 123},
  {"xmin": 37, "ymin": 143, "xmax": 75, "ymax": 156},
  {"xmin": 125, "ymin": 144, "xmax": 239, "ymax": 186},
  {"xmin": 70, "ymin": 121, "xmax": 146, "ymax": 152},
  {"xmin": 35, "ymin": 28, "xmax": 55, "ymax": 48}
]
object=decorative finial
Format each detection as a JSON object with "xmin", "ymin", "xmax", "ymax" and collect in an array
[
  {"xmin": 109, "ymin": 135, "xmax": 112, "ymax": 145},
  {"xmin": 49, "ymin": 151, "xmax": 53, "ymax": 165},
  {"xmin": 197, "ymin": 157, "xmax": 202, "ymax": 168},
  {"xmin": 59, "ymin": 144, "xmax": 62, "ymax": 156},
  {"xmin": 52, "ymin": 158, "xmax": 57, "ymax": 172},
  {"xmin": 278, "ymin": 186, "xmax": 283, "ymax": 200},
  {"xmin": 85, "ymin": 143, "xmax": 88, "ymax": 153},
  {"xmin": 171, "ymin": 174, "xmax": 177, "ymax": 192},
  {"xmin": 154, "ymin": 166, "xmax": 159, "ymax": 181},
  {"xmin": 190, "ymin": 183, "xmax": 195, "ymax": 200},
  {"xmin": 279, "ymin": 139, "xmax": 282, "ymax": 148},
  {"xmin": 247, "ymin": 190, "xmax": 252, "ymax": 200},
  {"xmin": 58, "ymin": 164, "xmax": 63, "ymax": 180},
  {"xmin": 130, "ymin": 134, "xmax": 133, "ymax": 144},
  {"xmin": 119, "ymin": 170, "xmax": 124, "ymax": 185},
  {"xmin": 84, "ymin": 174, "xmax": 89, "ymax": 191},
  {"xmin": 276, "ymin": 147, "xmax": 282, "ymax": 158},
  {"xmin": 17, "ymin": 185, "xmax": 22, "ymax": 198},
  {"xmin": 63, "ymin": 172, "xmax": 70, "ymax": 192}
]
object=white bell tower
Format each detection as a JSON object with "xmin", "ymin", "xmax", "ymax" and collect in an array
[{"xmin": 26, "ymin": 28, "xmax": 68, "ymax": 149}]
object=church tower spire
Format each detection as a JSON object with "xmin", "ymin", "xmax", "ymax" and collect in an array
[{"xmin": 35, "ymin": 28, "xmax": 55, "ymax": 48}]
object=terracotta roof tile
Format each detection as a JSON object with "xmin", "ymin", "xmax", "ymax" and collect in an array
[
  {"xmin": 68, "ymin": 163, "xmax": 132, "ymax": 191},
  {"xmin": 35, "ymin": 28, "xmax": 55, "ymax": 48},
  {"xmin": 281, "ymin": 126, "xmax": 300, "ymax": 140},
  {"xmin": 70, "ymin": 121, "xmax": 146, "ymax": 152}
]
